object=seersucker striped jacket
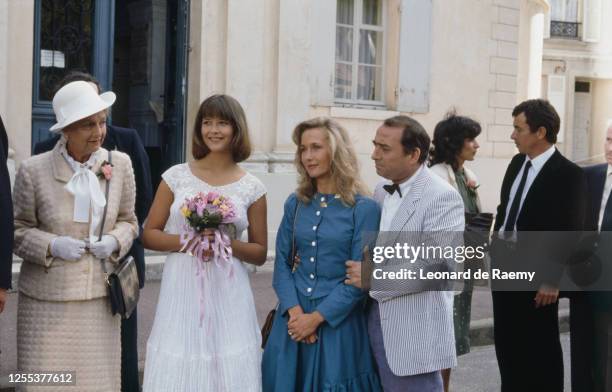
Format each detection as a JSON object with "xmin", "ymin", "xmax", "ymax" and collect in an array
[{"xmin": 370, "ymin": 166, "xmax": 465, "ymax": 376}]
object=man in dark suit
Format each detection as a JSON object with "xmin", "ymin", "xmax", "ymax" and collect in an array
[
  {"xmin": 0, "ymin": 114, "xmax": 14, "ymax": 315},
  {"xmin": 491, "ymin": 99, "xmax": 587, "ymax": 391},
  {"xmin": 34, "ymin": 72, "xmax": 152, "ymax": 392},
  {"xmin": 583, "ymin": 122, "xmax": 612, "ymax": 392}
]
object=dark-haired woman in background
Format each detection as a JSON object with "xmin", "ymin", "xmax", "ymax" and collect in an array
[{"xmin": 429, "ymin": 111, "xmax": 482, "ymax": 392}]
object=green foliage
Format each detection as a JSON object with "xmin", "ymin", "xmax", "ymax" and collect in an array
[{"xmin": 186, "ymin": 210, "xmax": 223, "ymax": 233}]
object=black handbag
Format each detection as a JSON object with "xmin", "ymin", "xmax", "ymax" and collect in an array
[
  {"xmin": 98, "ymin": 150, "xmax": 140, "ymax": 319},
  {"xmin": 463, "ymin": 212, "xmax": 494, "ymax": 285},
  {"xmin": 464, "ymin": 212, "xmax": 494, "ymax": 247},
  {"xmin": 261, "ymin": 200, "xmax": 300, "ymax": 349}
]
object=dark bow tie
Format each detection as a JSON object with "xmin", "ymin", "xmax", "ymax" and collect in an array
[{"xmin": 383, "ymin": 183, "xmax": 402, "ymax": 198}]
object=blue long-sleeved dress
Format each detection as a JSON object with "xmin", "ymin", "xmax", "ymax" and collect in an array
[{"xmin": 262, "ymin": 192, "xmax": 382, "ymax": 391}]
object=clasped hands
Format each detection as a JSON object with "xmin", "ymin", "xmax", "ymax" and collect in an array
[
  {"xmin": 50, "ymin": 235, "xmax": 119, "ymax": 261},
  {"xmin": 287, "ymin": 306, "xmax": 324, "ymax": 344},
  {"xmin": 182, "ymin": 228, "xmax": 236, "ymax": 260}
]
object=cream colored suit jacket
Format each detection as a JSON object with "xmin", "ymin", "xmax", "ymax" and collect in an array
[
  {"xmin": 429, "ymin": 163, "xmax": 482, "ymax": 212},
  {"xmin": 13, "ymin": 142, "xmax": 138, "ymax": 301}
]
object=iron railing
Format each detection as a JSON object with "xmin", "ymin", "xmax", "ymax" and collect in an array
[{"xmin": 550, "ymin": 21, "xmax": 580, "ymax": 39}]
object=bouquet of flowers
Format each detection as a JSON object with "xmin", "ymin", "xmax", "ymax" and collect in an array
[
  {"xmin": 179, "ymin": 191, "xmax": 237, "ymax": 327},
  {"xmin": 179, "ymin": 191, "xmax": 237, "ymax": 269}
]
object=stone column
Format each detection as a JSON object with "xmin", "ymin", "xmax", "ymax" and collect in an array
[
  {"xmin": 270, "ymin": 0, "xmax": 312, "ymax": 173},
  {"xmin": 517, "ymin": 0, "xmax": 550, "ymax": 100},
  {"xmin": 487, "ymin": 0, "xmax": 521, "ymax": 158},
  {"xmin": 226, "ymin": 0, "xmax": 269, "ymax": 173},
  {"xmin": 2, "ymin": 0, "xmax": 34, "ymax": 164}
]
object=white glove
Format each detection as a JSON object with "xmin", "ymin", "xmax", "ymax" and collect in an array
[
  {"xmin": 89, "ymin": 235, "xmax": 120, "ymax": 259},
  {"xmin": 50, "ymin": 236, "xmax": 87, "ymax": 261}
]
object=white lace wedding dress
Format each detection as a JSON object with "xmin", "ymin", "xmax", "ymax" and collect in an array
[{"xmin": 143, "ymin": 163, "xmax": 265, "ymax": 392}]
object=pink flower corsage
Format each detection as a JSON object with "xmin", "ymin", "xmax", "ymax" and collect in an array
[
  {"xmin": 466, "ymin": 179, "xmax": 480, "ymax": 196},
  {"xmin": 98, "ymin": 161, "xmax": 114, "ymax": 180}
]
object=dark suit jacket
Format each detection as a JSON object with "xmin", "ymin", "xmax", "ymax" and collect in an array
[
  {"xmin": 583, "ymin": 163, "xmax": 612, "ymax": 309},
  {"xmin": 495, "ymin": 149, "xmax": 586, "ymax": 232},
  {"xmin": 0, "ymin": 116, "xmax": 14, "ymax": 290},
  {"xmin": 493, "ymin": 149, "xmax": 587, "ymax": 286},
  {"xmin": 34, "ymin": 125, "xmax": 152, "ymax": 288}
]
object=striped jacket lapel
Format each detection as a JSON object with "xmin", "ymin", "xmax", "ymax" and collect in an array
[
  {"xmin": 374, "ymin": 168, "xmax": 430, "ymax": 250},
  {"xmin": 389, "ymin": 167, "xmax": 428, "ymax": 232}
]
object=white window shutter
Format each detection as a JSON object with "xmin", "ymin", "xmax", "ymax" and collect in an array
[
  {"xmin": 547, "ymin": 75, "xmax": 566, "ymax": 143},
  {"xmin": 396, "ymin": 0, "xmax": 432, "ymax": 113},
  {"xmin": 310, "ymin": 0, "xmax": 336, "ymax": 106},
  {"xmin": 583, "ymin": 0, "xmax": 602, "ymax": 42},
  {"xmin": 543, "ymin": 8, "xmax": 551, "ymax": 39}
]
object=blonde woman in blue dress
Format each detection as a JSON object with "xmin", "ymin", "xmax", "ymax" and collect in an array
[
  {"xmin": 142, "ymin": 95, "xmax": 267, "ymax": 391},
  {"xmin": 262, "ymin": 117, "xmax": 382, "ymax": 391}
]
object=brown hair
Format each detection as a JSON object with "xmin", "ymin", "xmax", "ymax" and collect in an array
[
  {"xmin": 192, "ymin": 94, "xmax": 251, "ymax": 162},
  {"xmin": 292, "ymin": 117, "xmax": 369, "ymax": 205}
]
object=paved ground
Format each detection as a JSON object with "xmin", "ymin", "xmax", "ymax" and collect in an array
[
  {"xmin": 0, "ymin": 269, "xmax": 572, "ymax": 391},
  {"xmin": 452, "ymin": 333, "xmax": 571, "ymax": 391}
]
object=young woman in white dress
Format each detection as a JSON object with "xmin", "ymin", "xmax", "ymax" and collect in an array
[{"xmin": 142, "ymin": 94, "xmax": 268, "ymax": 391}]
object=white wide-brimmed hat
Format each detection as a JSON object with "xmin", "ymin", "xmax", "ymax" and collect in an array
[{"xmin": 50, "ymin": 80, "xmax": 116, "ymax": 132}]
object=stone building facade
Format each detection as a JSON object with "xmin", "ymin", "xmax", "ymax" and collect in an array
[{"xmin": 1, "ymin": 0, "xmax": 610, "ymax": 244}]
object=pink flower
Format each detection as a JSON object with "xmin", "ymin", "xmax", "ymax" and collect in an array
[
  {"xmin": 187, "ymin": 199, "xmax": 196, "ymax": 211},
  {"xmin": 196, "ymin": 199, "xmax": 206, "ymax": 216},
  {"xmin": 207, "ymin": 191, "xmax": 220, "ymax": 202},
  {"xmin": 99, "ymin": 162, "xmax": 113, "ymax": 180},
  {"xmin": 466, "ymin": 179, "xmax": 480, "ymax": 197}
]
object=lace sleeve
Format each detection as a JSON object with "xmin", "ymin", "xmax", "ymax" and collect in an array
[
  {"xmin": 245, "ymin": 174, "xmax": 267, "ymax": 207},
  {"xmin": 161, "ymin": 164, "xmax": 183, "ymax": 194}
]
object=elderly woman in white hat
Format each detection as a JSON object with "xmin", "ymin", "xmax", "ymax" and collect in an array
[{"xmin": 12, "ymin": 81, "xmax": 138, "ymax": 391}]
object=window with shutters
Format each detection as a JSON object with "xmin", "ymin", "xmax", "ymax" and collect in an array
[{"xmin": 334, "ymin": 0, "xmax": 386, "ymax": 105}]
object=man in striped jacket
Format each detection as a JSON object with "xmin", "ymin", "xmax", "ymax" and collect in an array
[{"xmin": 346, "ymin": 115, "xmax": 464, "ymax": 391}]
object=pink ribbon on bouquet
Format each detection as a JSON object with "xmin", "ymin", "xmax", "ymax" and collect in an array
[{"xmin": 179, "ymin": 225, "xmax": 234, "ymax": 327}]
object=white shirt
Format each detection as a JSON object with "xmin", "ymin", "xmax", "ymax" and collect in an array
[
  {"xmin": 500, "ymin": 145, "xmax": 556, "ymax": 232},
  {"xmin": 380, "ymin": 165, "xmax": 422, "ymax": 231},
  {"xmin": 60, "ymin": 142, "xmax": 106, "ymax": 242},
  {"xmin": 598, "ymin": 165, "xmax": 612, "ymax": 231}
]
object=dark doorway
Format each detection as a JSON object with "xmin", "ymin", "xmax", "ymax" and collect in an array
[
  {"xmin": 112, "ymin": 0, "xmax": 189, "ymax": 190},
  {"xmin": 31, "ymin": 0, "xmax": 188, "ymax": 187},
  {"xmin": 31, "ymin": 0, "xmax": 114, "ymax": 148}
]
